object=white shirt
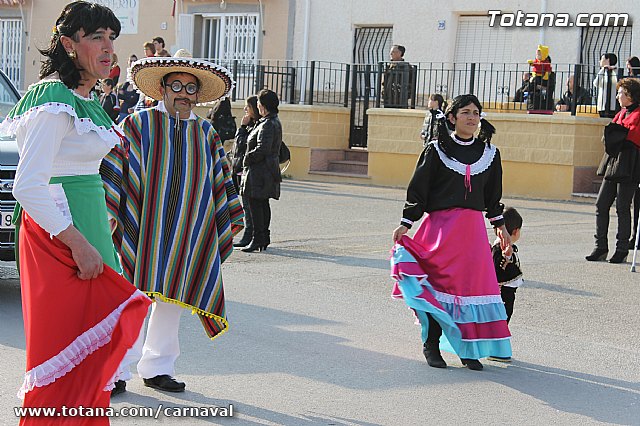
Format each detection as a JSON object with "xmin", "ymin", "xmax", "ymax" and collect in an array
[{"xmin": 13, "ymin": 106, "xmax": 116, "ymax": 235}]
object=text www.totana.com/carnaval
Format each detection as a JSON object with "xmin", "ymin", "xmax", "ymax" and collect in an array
[{"xmin": 14, "ymin": 404, "xmax": 234, "ymax": 419}]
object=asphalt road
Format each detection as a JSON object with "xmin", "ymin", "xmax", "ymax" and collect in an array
[{"xmin": 1, "ymin": 180, "xmax": 639, "ymax": 425}]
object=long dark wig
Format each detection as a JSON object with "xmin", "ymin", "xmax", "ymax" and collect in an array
[
  {"xmin": 436, "ymin": 94, "xmax": 496, "ymax": 156},
  {"xmin": 39, "ymin": 1, "xmax": 121, "ymax": 90}
]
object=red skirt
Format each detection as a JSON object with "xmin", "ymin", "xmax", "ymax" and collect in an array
[{"xmin": 18, "ymin": 212, "xmax": 150, "ymax": 425}]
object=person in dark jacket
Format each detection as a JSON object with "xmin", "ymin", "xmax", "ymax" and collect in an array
[
  {"xmin": 555, "ymin": 74, "xmax": 592, "ymax": 112},
  {"xmin": 100, "ymin": 78, "xmax": 119, "ymax": 121},
  {"xmin": 382, "ymin": 45, "xmax": 411, "ymax": 108},
  {"xmin": 587, "ymin": 78, "xmax": 640, "ymax": 263},
  {"xmin": 233, "ymin": 95, "xmax": 259, "ymax": 248},
  {"xmin": 116, "ymin": 80, "xmax": 139, "ymax": 123},
  {"xmin": 240, "ymin": 89, "xmax": 283, "ymax": 252},
  {"xmin": 206, "ymin": 97, "xmax": 236, "ymax": 143},
  {"xmin": 513, "ymin": 72, "xmax": 531, "ymax": 102}
]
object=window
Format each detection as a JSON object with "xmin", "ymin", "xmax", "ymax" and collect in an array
[
  {"xmin": 455, "ymin": 16, "xmax": 512, "ymax": 64},
  {"xmin": 581, "ymin": 25, "xmax": 632, "ymax": 68},
  {"xmin": 200, "ymin": 13, "xmax": 259, "ymax": 63},
  {"xmin": 0, "ymin": 18, "xmax": 22, "ymax": 88}
]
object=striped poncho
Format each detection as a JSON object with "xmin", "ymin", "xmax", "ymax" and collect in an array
[{"xmin": 100, "ymin": 105, "xmax": 243, "ymax": 340}]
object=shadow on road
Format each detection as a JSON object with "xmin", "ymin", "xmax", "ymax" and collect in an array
[
  {"xmin": 525, "ymin": 280, "xmax": 598, "ymax": 297},
  {"xmin": 0, "ymin": 278, "xmax": 24, "ymax": 350},
  {"xmin": 264, "ymin": 247, "xmax": 389, "ymax": 270},
  {"xmin": 488, "ymin": 360, "xmax": 640, "ymax": 424},
  {"xmin": 114, "ymin": 389, "xmax": 382, "ymax": 425}
]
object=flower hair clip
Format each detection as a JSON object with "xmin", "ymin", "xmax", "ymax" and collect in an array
[{"xmin": 52, "ymin": 26, "xmax": 59, "ymax": 36}]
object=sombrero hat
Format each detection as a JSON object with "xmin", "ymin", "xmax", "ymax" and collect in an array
[{"xmin": 129, "ymin": 49, "xmax": 234, "ymax": 103}]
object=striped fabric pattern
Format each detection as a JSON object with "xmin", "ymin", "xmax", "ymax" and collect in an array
[{"xmin": 101, "ymin": 108, "xmax": 243, "ymax": 340}]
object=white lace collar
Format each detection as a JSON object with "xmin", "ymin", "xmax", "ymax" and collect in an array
[
  {"xmin": 429, "ymin": 140, "xmax": 497, "ymax": 176},
  {"xmin": 32, "ymin": 73, "xmax": 96, "ymax": 101},
  {"xmin": 452, "ymin": 134, "xmax": 475, "ymax": 145}
]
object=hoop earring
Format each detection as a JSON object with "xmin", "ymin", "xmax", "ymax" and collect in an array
[{"xmin": 67, "ymin": 50, "xmax": 77, "ymax": 60}]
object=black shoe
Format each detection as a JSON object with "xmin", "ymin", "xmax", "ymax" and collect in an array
[
  {"xmin": 609, "ymin": 250, "xmax": 628, "ymax": 264},
  {"xmin": 233, "ymin": 236, "xmax": 252, "ymax": 248},
  {"xmin": 487, "ymin": 356, "xmax": 512, "ymax": 363},
  {"xmin": 585, "ymin": 248, "xmax": 608, "ymax": 261},
  {"xmin": 143, "ymin": 375, "xmax": 185, "ymax": 393},
  {"xmin": 422, "ymin": 343, "xmax": 447, "ymax": 368},
  {"xmin": 241, "ymin": 241, "xmax": 266, "ymax": 252},
  {"xmin": 111, "ymin": 380, "xmax": 126, "ymax": 396},
  {"xmin": 461, "ymin": 358, "xmax": 483, "ymax": 371}
]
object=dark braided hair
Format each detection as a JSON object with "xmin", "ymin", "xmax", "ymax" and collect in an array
[
  {"xmin": 436, "ymin": 94, "xmax": 496, "ymax": 156},
  {"xmin": 39, "ymin": 1, "xmax": 120, "ymax": 90}
]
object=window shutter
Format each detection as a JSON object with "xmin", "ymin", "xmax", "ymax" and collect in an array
[
  {"xmin": 455, "ymin": 16, "xmax": 511, "ymax": 64},
  {"xmin": 177, "ymin": 13, "xmax": 195, "ymax": 53}
]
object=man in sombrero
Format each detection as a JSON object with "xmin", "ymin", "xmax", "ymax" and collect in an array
[{"xmin": 100, "ymin": 49, "xmax": 244, "ymax": 394}]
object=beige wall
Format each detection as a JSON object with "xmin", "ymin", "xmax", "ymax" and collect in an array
[
  {"xmin": 18, "ymin": 0, "xmax": 290, "ymax": 91},
  {"xmin": 196, "ymin": 102, "xmax": 350, "ymax": 180},
  {"xmin": 194, "ymin": 102, "xmax": 605, "ymax": 199},
  {"xmin": 367, "ymin": 108, "xmax": 606, "ymax": 199},
  {"xmin": 178, "ymin": 0, "xmax": 290, "ymax": 60}
]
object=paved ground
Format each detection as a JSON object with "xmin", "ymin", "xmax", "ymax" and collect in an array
[{"xmin": 1, "ymin": 180, "xmax": 639, "ymax": 425}]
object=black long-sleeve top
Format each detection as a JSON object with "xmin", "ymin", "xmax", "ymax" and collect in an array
[
  {"xmin": 492, "ymin": 242, "xmax": 523, "ymax": 287},
  {"xmin": 401, "ymin": 137, "xmax": 505, "ymax": 229},
  {"xmin": 232, "ymin": 122, "xmax": 256, "ymax": 175}
]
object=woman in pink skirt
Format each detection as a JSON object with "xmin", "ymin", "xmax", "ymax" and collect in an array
[{"xmin": 391, "ymin": 94, "xmax": 512, "ymax": 371}]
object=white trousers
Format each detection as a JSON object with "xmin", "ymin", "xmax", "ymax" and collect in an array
[{"xmin": 118, "ymin": 298, "xmax": 183, "ymax": 380}]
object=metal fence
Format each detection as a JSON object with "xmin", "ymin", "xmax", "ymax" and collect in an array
[
  {"xmin": 207, "ymin": 59, "xmax": 351, "ymax": 107},
  {"xmin": 208, "ymin": 58, "xmax": 624, "ymax": 116}
]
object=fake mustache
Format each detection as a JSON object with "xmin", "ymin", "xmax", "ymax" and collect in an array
[{"xmin": 174, "ymin": 97, "xmax": 197, "ymax": 106}]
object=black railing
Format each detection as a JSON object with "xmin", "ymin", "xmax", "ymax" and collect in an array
[{"xmin": 202, "ymin": 58, "xmax": 624, "ymax": 116}]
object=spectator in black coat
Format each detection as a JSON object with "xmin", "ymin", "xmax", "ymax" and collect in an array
[
  {"xmin": 100, "ymin": 78, "xmax": 119, "ymax": 121},
  {"xmin": 240, "ymin": 89, "xmax": 283, "ymax": 252},
  {"xmin": 232, "ymin": 95, "xmax": 259, "ymax": 248},
  {"xmin": 513, "ymin": 72, "xmax": 531, "ymax": 102},
  {"xmin": 555, "ymin": 74, "xmax": 592, "ymax": 112}
]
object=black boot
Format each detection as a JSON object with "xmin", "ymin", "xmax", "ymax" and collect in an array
[
  {"xmin": 241, "ymin": 232, "xmax": 266, "ymax": 253},
  {"xmin": 111, "ymin": 380, "xmax": 126, "ymax": 396},
  {"xmin": 585, "ymin": 248, "xmax": 608, "ymax": 261},
  {"xmin": 233, "ymin": 231, "xmax": 253, "ymax": 248},
  {"xmin": 461, "ymin": 358, "xmax": 483, "ymax": 371},
  {"xmin": 264, "ymin": 229, "xmax": 271, "ymax": 250},
  {"xmin": 423, "ymin": 342, "xmax": 447, "ymax": 368},
  {"xmin": 609, "ymin": 250, "xmax": 628, "ymax": 263}
]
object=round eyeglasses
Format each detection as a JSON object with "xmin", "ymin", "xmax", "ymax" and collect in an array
[{"xmin": 165, "ymin": 80, "xmax": 198, "ymax": 95}]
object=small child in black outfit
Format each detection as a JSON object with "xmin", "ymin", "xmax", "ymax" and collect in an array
[{"xmin": 489, "ymin": 207, "xmax": 523, "ymax": 362}]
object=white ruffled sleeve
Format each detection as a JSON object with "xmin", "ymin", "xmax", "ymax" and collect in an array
[{"xmin": 13, "ymin": 111, "xmax": 74, "ymax": 235}]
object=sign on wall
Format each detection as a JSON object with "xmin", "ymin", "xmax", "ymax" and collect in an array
[{"xmin": 91, "ymin": 0, "xmax": 139, "ymax": 34}]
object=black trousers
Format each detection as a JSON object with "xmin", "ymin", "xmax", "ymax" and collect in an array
[
  {"xmin": 247, "ymin": 197, "xmax": 271, "ymax": 243},
  {"xmin": 425, "ymin": 313, "xmax": 442, "ymax": 345},
  {"xmin": 595, "ymin": 179, "xmax": 637, "ymax": 251},
  {"xmin": 500, "ymin": 286, "xmax": 517, "ymax": 323},
  {"xmin": 233, "ymin": 174, "xmax": 252, "ymax": 241}
]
